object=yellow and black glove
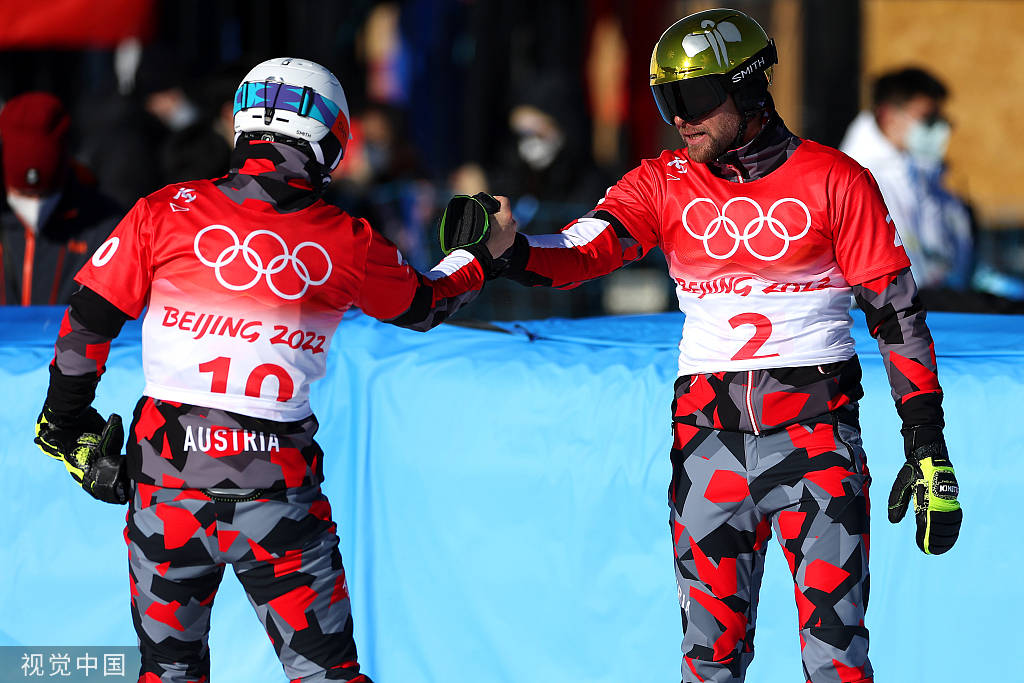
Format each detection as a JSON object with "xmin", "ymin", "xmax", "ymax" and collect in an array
[
  {"xmin": 35, "ymin": 406, "xmax": 129, "ymax": 505},
  {"xmin": 887, "ymin": 428, "xmax": 962, "ymax": 555}
]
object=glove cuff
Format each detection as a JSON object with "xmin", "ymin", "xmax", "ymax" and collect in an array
[
  {"xmin": 502, "ymin": 232, "xmax": 532, "ymax": 283},
  {"xmin": 464, "ymin": 242, "xmax": 500, "ymax": 280},
  {"xmin": 45, "ymin": 364, "xmax": 100, "ymax": 422},
  {"xmin": 901, "ymin": 424, "xmax": 944, "ymax": 460}
]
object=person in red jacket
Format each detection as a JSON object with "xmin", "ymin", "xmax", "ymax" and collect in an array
[
  {"xmin": 486, "ymin": 9, "xmax": 961, "ymax": 683},
  {"xmin": 34, "ymin": 58, "xmax": 513, "ymax": 683}
]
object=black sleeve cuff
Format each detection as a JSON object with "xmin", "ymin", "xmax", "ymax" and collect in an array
[
  {"xmin": 44, "ymin": 364, "xmax": 100, "ymax": 421},
  {"xmin": 464, "ymin": 242, "xmax": 500, "ymax": 280},
  {"xmin": 502, "ymin": 232, "xmax": 546, "ymax": 286},
  {"xmin": 896, "ymin": 392, "xmax": 944, "ymax": 431},
  {"xmin": 69, "ymin": 286, "xmax": 131, "ymax": 337},
  {"xmin": 901, "ymin": 424, "xmax": 945, "ymax": 459}
]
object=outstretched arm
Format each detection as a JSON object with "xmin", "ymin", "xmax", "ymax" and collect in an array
[
  {"xmin": 355, "ymin": 198, "xmax": 517, "ymax": 332},
  {"xmin": 500, "ymin": 161, "xmax": 662, "ymax": 289},
  {"xmin": 502, "ymin": 209, "xmax": 650, "ymax": 289}
]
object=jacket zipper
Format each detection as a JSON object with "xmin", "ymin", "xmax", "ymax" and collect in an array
[{"xmin": 746, "ymin": 369, "xmax": 760, "ymax": 435}]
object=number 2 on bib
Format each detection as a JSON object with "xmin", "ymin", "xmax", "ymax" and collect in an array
[{"xmin": 728, "ymin": 312, "xmax": 780, "ymax": 361}]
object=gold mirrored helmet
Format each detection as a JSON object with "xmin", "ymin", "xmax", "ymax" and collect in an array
[{"xmin": 650, "ymin": 8, "xmax": 777, "ymax": 124}]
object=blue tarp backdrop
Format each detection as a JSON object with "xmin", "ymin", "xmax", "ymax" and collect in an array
[{"xmin": 1, "ymin": 306, "xmax": 1021, "ymax": 682}]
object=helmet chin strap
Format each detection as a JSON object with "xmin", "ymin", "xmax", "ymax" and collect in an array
[
  {"xmin": 721, "ymin": 88, "xmax": 773, "ymax": 159},
  {"xmin": 730, "ymin": 111, "xmax": 755, "ymax": 152}
]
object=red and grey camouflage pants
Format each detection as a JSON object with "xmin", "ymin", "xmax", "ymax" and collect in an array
[
  {"xmin": 670, "ymin": 406, "xmax": 872, "ymax": 683},
  {"xmin": 126, "ymin": 483, "xmax": 371, "ymax": 683}
]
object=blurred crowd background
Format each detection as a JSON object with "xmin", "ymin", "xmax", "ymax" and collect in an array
[{"xmin": 2, "ymin": 0, "xmax": 1023, "ymax": 319}]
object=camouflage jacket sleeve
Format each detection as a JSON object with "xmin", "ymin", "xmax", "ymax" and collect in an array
[
  {"xmin": 852, "ymin": 267, "xmax": 943, "ymax": 431},
  {"xmin": 44, "ymin": 286, "xmax": 131, "ymax": 420}
]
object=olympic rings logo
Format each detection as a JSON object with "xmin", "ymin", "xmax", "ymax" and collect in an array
[
  {"xmin": 193, "ymin": 225, "xmax": 332, "ymax": 300},
  {"xmin": 681, "ymin": 196, "xmax": 812, "ymax": 261}
]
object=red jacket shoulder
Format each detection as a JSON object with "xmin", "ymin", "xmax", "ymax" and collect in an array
[{"xmin": 794, "ymin": 139, "xmax": 867, "ymax": 177}]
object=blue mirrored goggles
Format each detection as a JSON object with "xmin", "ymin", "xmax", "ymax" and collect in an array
[{"xmin": 233, "ymin": 80, "xmax": 342, "ymax": 129}]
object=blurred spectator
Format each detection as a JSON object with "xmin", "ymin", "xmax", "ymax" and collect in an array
[
  {"xmin": 75, "ymin": 44, "xmax": 198, "ymax": 206},
  {"xmin": 0, "ymin": 92, "xmax": 121, "ymax": 305},
  {"xmin": 488, "ymin": 77, "xmax": 611, "ymax": 223},
  {"xmin": 159, "ymin": 119, "xmax": 231, "ymax": 184},
  {"xmin": 327, "ymin": 103, "xmax": 436, "ymax": 269},
  {"xmin": 158, "ymin": 65, "xmax": 238, "ymax": 184},
  {"xmin": 477, "ymin": 77, "xmax": 669, "ymax": 319},
  {"xmin": 840, "ymin": 67, "xmax": 974, "ymax": 292}
]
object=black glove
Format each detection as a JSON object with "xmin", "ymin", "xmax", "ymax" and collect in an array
[
  {"xmin": 440, "ymin": 192, "xmax": 517, "ymax": 280},
  {"xmin": 439, "ymin": 192, "xmax": 516, "ymax": 280},
  {"xmin": 439, "ymin": 192, "xmax": 501, "ymax": 255},
  {"xmin": 887, "ymin": 427, "xmax": 962, "ymax": 555},
  {"xmin": 35, "ymin": 406, "xmax": 129, "ymax": 505}
]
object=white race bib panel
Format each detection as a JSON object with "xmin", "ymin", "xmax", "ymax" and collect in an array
[
  {"xmin": 76, "ymin": 181, "xmax": 370, "ymax": 420},
  {"xmin": 141, "ymin": 278, "xmax": 344, "ymax": 420},
  {"xmin": 672, "ymin": 270, "xmax": 855, "ymax": 374},
  {"xmin": 596, "ymin": 141, "xmax": 910, "ymax": 375}
]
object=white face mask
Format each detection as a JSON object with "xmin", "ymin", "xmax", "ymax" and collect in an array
[
  {"xmin": 905, "ymin": 119, "xmax": 951, "ymax": 166},
  {"xmin": 517, "ymin": 133, "xmax": 563, "ymax": 171},
  {"xmin": 6, "ymin": 192, "xmax": 62, "ymax": 233},
  {"xmin": 163, "ymin": 99, "xmax": 199, "ymax": 132}
]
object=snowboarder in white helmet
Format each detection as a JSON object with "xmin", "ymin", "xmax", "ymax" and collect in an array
[{"xmin": 35, "ymin": 57, "xmax": 515, "ymax": 682}]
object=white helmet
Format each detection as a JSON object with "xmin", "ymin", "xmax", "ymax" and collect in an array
[{"xmin": 233, "ymin": 57, "xmax": 351, "ymax": 171}]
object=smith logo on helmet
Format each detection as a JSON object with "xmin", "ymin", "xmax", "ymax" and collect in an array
[{"xmin": 731, "ymin": 56, "xmax": 768, "ymax": 84}]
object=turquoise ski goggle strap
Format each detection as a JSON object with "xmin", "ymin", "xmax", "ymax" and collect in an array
[{"xmin": 439, "ymin": 193, "xmax": 501, "ymax": 256}]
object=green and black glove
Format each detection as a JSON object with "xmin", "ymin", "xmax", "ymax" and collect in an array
[
  {"xmin": 887, "ymin": 427, "xmax": 962, "ymax": 555},
  {"xmin": 439, "ymin": 192, "xmax": 511, "ymax": 279},
  {"xmin": 35, "ymin": 406, "xmax": 129, "ymax": 505},
  {"xmin": 439, "ymin": 192, "xmax": 501, "ymax": 255}
]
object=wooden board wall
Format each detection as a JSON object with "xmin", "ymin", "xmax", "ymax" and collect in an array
[{"xmin": 862, "ymin": 0, "xmax": 1024, "ymax": 228}]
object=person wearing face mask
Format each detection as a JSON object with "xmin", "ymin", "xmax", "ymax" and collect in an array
[
  {"xmin": 840, "ymin": 67, "xmax": 974, "ymax": 293},
  {"xmin": 475, "ymin": 78, "xmax": 615, "ymax": 318},
  {"xmin": 0, "ymin": 92, "xmax": 122, "ymax": 306},
  {"xmin": 490, "ymin": 78, "xmax": 613, "ymax": 224}
]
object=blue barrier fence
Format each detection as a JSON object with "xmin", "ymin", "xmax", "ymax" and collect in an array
[{"xmin": 1, "ymin": 307, "xmax": 1021, "ymax": 682}]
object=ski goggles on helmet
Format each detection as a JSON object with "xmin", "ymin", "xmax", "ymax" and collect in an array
[
  {"xmin": 235, "ymin": 80, "xmax": 349, "ymax": 141},
  {"xmin": 652, "ymin": 77, "xmax": 731, "ymax": 125},
  {"xmin": 651, "ymin": 41, "xmax": 777, "ymax": 125}
]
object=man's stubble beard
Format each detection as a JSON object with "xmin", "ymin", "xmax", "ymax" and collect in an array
[{"xmin": 684, "ymin": 133, "xmax": 732, "ymax": 164}]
